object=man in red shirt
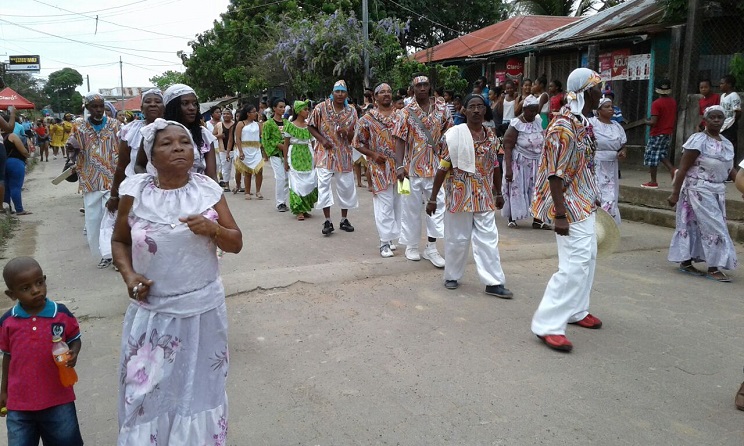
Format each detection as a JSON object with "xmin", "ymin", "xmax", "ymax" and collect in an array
[
  {"xmin": 698, "ymin": 79, "xmax": 720, "ymax": 131},
  {"xmin": 642, "ymin": 79, "xmax": 677, "ymax": 188}
]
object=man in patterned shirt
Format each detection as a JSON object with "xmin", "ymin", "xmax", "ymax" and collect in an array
[
  {"xmin": 530, "ymin": 68, "xmax": 603, "ymax": 353},
  {"xmin": 308, "ymin": 80, "xmax": 359, "ymax": 236},
  {"xmin": 394, "ymin": 74, "xmax": 453, "ymax": 267},
  {"xmin": 354, "ymin": 83, "xmax": 402, "ymax": 258},
  {"xmin": 66, "ymin": 93, "xmax": 120, "ymax": 269}
]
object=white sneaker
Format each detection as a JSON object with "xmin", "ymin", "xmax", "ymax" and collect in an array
[
  {"xmin": 405, "ymin": 246, "xmax": 421, "ymax": 261},
  {"xmin": 388, "ymin": 241, "xmax": 397, "ymax": 251},
  {"xmin": 380, "ymin": 244, "xmax": 394, "ymax": 258},
  {"xmin": 422, "ymin": 242, "xmax": 445, "ymax": 268}
]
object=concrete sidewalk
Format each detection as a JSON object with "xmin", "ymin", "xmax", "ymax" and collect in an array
[{"xmin": 1, "ymin": 159, "xmax": 743, "ymax": 445}]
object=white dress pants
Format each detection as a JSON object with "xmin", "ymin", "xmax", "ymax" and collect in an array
[
  {"xmin": 83, "ymin": 190, "xmax": 110, "ymax": 259},
  {"xmin": 400, "ymin": 176, "xmax": 444, "ymax": 247},
  {"xmin": 373, "ymin": 186, "xmax": 401, "ymax": 242},
  {"xmin": 315, "ymin": 168, "xmax": 358, "ymax": 210},
  {"xmin": 444, "ymin": 210, "xmax": 506, "ymax": 285},
  {"xmin": 269, "ymin": 156, "xmax": 289, "ymax": 207},
  {"xmin": 531, "ymin": 213, "xmax": 597, "ymax": 336},
  {"xmin": 219, "ymin": 151, "xmax": 232, "ymax": 184}
]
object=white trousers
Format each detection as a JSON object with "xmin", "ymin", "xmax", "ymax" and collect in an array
[
  {"xmin": 531, "ymin": 213, "xmax": 597, "ymax": 336},
  {"xmin": 444, "ymin": 211, "xmax": 506, "ymax": 285},
  {"xmin": 219, "ymin": 151, "xmax": 232, "ymax": 183},
  {"xmin": 99, "ymin": 210, "xmax": 116, "ymax": 259},
  {"xmin": 315, "ymin": 168, "xmax": 358, "ymax": 210},
  {"xmin": 269, "ymin": 156, "xmax": 289, "ymax": 207},
  {"xmin": 373, "ymin": 186, "xmax": 401, "ymax": 242},
  {"xmin": 400, "ymin": 176, "xmax": 444, "ymax": 247},
  {"xmin": 83, "ymin": 190, "xmax": 110, "ymax": 259}
]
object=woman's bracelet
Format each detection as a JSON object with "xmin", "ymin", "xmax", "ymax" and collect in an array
[
  {"xmin": 396, "ymin": 166, "xmax": 405, "ymax": 171},
  {"xmin": 212, "ymin": 224, "xmax": 221, "ymax": 241},
  {"xmin": 554, "ymin": 214, "xmax": 567, "ymax": 220},
  {"xmin": 427, "ymin": 199, "xmax": 437, "ymax": 204}
]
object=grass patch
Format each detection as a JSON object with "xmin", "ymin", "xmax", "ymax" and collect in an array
[{"xmin": 0, "ymin": 213, "xmax": 18, "ymax": 252}]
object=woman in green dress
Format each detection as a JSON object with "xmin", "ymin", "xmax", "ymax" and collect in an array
[{"xmin": 283, "ymin": 100, "xmax": 318, "ymax": 220}]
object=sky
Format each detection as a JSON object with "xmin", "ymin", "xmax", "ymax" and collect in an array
[{"xmin": 1, "ymin": 0, "xmax": 231, "ymax": 95}]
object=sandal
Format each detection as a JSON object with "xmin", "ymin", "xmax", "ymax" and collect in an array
[
  {"xmin": 303, "ymin": 212, "xmax": 312, "ymax": 218},
  {"xmin": 297, "ymin": 214, "xmax": 305, "ymax": 221},
  {"xmin": 16, "ymin": 211, "xmax": 33, "ymax": 215},
  {"xmin": 677, "ymin": 264, "xmax": 704, "ymax": 276},
  {"xmin": 237, "ymin": 188, "xmax": 245, "ymax": 193},
  {"xmin": 232, "ymin": 187, "xmax": 239, "ymax": 195},
  {"xmin": 507, "ymin": 221, "xmax": 517, "ymax": 228},
  {"xmin": 706, "ymin": 270, "xmax": 731, "ymax": 282},
  {"xmin": 532, "ymin": 221, "xmax": 552, "ymax": 230},
  {"xmin": 255, "ymin": 193, "xmax": 264, "ymax": 200},
  {"xmin": 245, "ymin": 194, "xmax": 251, "ymax": 200}
]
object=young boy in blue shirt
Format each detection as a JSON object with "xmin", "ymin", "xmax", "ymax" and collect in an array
[{"xmin": 0, "ymin": 257, "xmax": 83, "ymax": 445}]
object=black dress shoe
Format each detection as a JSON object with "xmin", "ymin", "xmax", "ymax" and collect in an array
[
  {"xmin": 339, "ymin": 219, "xmax": 354, "ymax": 232},
  {"xmin": 322, "ymin": 220, "xmax": 334, "ymax": 235},
  {"xmin": 485, "ymin": 284, "xmax": 513, "ymax": 299},
  {"xmin": 444, "ymin": 280, "xmax": 459, "ymax": 290}
]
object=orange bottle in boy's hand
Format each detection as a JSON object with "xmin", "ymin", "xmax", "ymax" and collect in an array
[{"xmin": 52, "ymin": 337, "xmax": 78, "ymax": 387}]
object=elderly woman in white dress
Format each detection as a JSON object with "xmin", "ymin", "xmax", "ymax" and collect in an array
[
  {"xmin": 112, "ymin": 119, "xmax": 242, "ymax": 444},
  {"xmin": 667, "ymin": 105, "xmax": 737, "ymax": 282},
  {"xmin": 589, "ymin": 97, "xmax": 627, "ymax": 225},
  {"xmin": 502, "ymin": 95, "xmax": 548, "ymax": 229}
]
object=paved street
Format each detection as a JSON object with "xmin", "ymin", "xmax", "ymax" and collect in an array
[{"xmin": 1, "ymin": 159, "xmax": 743, "ymax": 445}]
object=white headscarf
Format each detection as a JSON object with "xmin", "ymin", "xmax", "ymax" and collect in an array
[
  {"xmin": 522, "ymin": 95, "xmax": 540, "ymax": 108},
  {"xmin": 163, "ymin": 84, "xmax": 196, "ymax": 107},
  {"xmin": 565, "ymin": 68, "xmax": 601, "ymax": 116},
  {"xmin": 83, "ymin": 92, "xmax": 104, "ymax": 106},
  {"xmin": 141, "ymin": 118, "xmax": 195, "ymax": 162},
  {"xmin": 141, "ymin": 88, "xmax": 163, "ymax": 106},
  {"xmin": 598, "ymin": 97, "xmax": 612, "ymax": 109},
  {"xmin": 703, "ymin": 105, "xmax": 725, "ymax": 118}
]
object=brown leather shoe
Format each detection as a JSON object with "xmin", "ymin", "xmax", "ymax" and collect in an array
[
  {"xmin": 569, "ymin": 313, "xmax": 603, "ymax": 329},
  {"xmin": 537, "ymin": 334, "xmax": 573, "ymax": 352},
  {"xmin": 736, "ymin": 381, "xmax": 744, "ymax": 411}
]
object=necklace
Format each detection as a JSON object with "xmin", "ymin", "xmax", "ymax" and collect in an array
[{"xmin": 469, "ymin": 126, "xmax": 486, "ymax": 143}]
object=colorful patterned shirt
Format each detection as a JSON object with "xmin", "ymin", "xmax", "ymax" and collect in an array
[
  {"xmin": 308, "ymin": 99, "xmax": 358, "ymax": 173},
  {"xmin": 68, "ymin": 116, "xmax": 120, "ymax": 193},
  {"xmin": 439, "ymin": 126, "xmax": 500, "ymax": 213},
  {"xmin": 394, "ymin": 97, "xmax": 453, "ymax": 178},
  {"xmin": 531, "ymin": 107, "xmax": 599, "ymax": 223},
  {"xmin": 353, "ymin": 108, "xmax": 401, "ymax": 193},
  {"xmin": 261, "ymin": 117, "xmax": 286, "ymax": 158}
]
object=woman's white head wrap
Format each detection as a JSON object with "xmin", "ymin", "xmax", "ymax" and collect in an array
[
  {"xmin": 598, "ymin": 97, "xmax": 613, "ymax": 108},
  {"xmin": 141, "ymin": 118, "xmax": 195, "ymax": 162},
  {"xmin": 141, "ymin": 88, "xmax": 163, "ymax": 106},
  {"xmin": 565, "ymin": 68, "xmax": 601, "ymax": 116},
  {"xmin": 522, "ymin": 95, "xmax": 540, "ymax": 108},
  {"xmin": 163, "ymin": 84, "xmax": 196, "ymax": 107},
  {"xmin": 703, "ymin": 105, "xmax": 725, "ymax": 118}
]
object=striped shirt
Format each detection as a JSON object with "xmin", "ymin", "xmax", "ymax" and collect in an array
[
  {"xmin": 531, "ymin": 107, "xmax": 599, "ymax": 223},
  {"xmin": 394, "ymin": 97, "xmax": 453, "ymax": 178},
  {"xmin": 67, "ymin": 117, "xmax": 120, "ymax": 193},
  {"xmin": 439, "ymin": 126, "xmax": 500, "ymax": 213},
  {"xmin": 308, "ymin": 99, "xmax": 358, "ymax": 173},
  {"xmin": 353, "ymin": 108, "xmax": 401, "ymax": 193}
]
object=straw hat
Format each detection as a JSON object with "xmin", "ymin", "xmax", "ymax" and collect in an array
[{"xmin": 595, "ymin": 208, "xmax": 620, "ymax": 259}]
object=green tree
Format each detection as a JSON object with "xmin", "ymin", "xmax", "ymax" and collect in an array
[
  {"xmin": 149, "ymin": 70, "xmax": 186, "ymax": 91},
  {"xmin": 2, "ymin": 72, "xmax": 48, "ymax": 109},
  {"xmin": 388, "ymin": 58, "xmax": 467, "ymax": 94},
  {"xmin": 44, "ymin": 68, "xmax": 84, "ymax": 113},
  {"xmin": 267, "ymin": 10, "xmax": 406, "ymax": 99}
]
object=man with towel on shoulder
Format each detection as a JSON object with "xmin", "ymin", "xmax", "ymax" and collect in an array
[{"xmin": 426, "ymin": 93, "xmax": 513, "ymax": 299}]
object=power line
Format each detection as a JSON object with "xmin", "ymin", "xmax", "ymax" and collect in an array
[
  {"xmin": 0, "ymin": 19, "xmax": 181, "ymax": 64},
  {"xmin": 2, "ymin": 0, "xmax": 150, "ymax": 18},
  {"xmin": 30, "ymin": 0, "xmax": 193, "ymax": 40}
]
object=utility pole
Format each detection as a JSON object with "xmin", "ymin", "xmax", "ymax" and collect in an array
[
  {"xmin": 86, "ymin": 74, "xmax": 90, "ymax": 92},
  {"xmin": 362, "ymin": 0, "xmax": 370, "ymax": 88},
  {"xmin": 119, "ymin": 56, "xmax": 124, "ymax": 113}
]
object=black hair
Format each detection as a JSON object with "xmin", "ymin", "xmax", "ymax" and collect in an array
[
  {"xmin": 237, "ymin": 104, "xmax": 256, "ymax": 121},
  {"xmin": 535, "ymin": 76, "xmax": 548, "ymax": 88},
  {"xmin": 55, "ymin": 117, "xmax": 62, "ymax": 123},
  {"xmin": 164, "ymin": 95, "xmax": 204, "ymax": 148},
  {"xmin": 699, "ymin": 79, "xmax": 712, "ymax": 87},
  {"xmin": 722, "ymin": 74, "xmax": 736, "ymax": 88},
  {"xmin": 3, "ymin": 256, "xmax": 41, "ymax": 289},
  {"xmin": 208, "ymin": 105, "xmax": 222, "ymax": 116},
  {"xmin": 504, "ymin": 80, "xmax": 515, "ymax": 87},
  {"xmin": 397, "ymin": 88, "xmax": 407, "ymax": 97},
  {"xmin": 444, "ymin": 89, "xmax": 454, "ymax": 98},
  {"xmin": 522, "ymin": 78, "xmax": 533, "ymax": 85},
  {"xmin": 393, "ymin": 95, "xmax": 403, "ymax": 102},
  {"xmin": 435, "ymin": 86, "xmax": 444, "ymax": 96},
  {"xmin": 551, "ymin": 79, "xmax": 563, "ymax": 91},
  {"xmin": 461, "ymin": 94, "xmax": 487, "ymax": 123},
  {"xmin": 271, "ymin": 97, "xmax": 286, "ymax": 109}
]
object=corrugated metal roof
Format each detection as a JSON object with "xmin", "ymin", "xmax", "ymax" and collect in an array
[
  {"xmin": 412, "ymin": 15, "xmax": 579, "ymax": 63},
  {"xmin": 490, "ymin": 0, "xmax": 668, "ymax": 56}
]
